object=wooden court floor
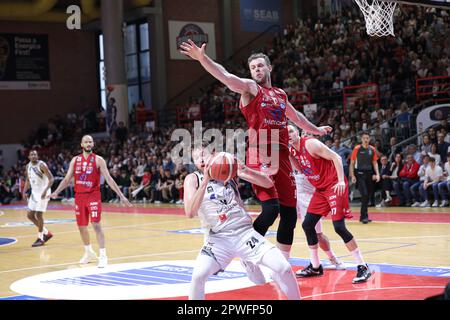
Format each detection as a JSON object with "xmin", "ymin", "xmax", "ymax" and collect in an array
[{"xmin": 0, "ymin": 202, "xmax": 449, "ymax": 300}]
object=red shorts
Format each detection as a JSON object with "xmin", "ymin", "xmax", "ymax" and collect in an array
[
  {"xmin": 307, "ymin": 184, "xmax": 353, "ymax": 221},
  {"xmin": 75, "ymin": 191, "xmax": 102, "ymax": 226},
  {"xmin": 246, "ymin": 147, "xmax": 296, "ymax": 207}
]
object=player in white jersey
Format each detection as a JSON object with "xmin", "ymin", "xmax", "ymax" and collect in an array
[
  {"xmin": 184, "ymin": 143, "xmax": 300, "ymax": 300},
  {"xmin": 289, "ymin": 125, "xmax": 346, "ymax": 271},
  {"xmin": 22, "ymin": 150, "xmax": 54, "ymax": 247}
]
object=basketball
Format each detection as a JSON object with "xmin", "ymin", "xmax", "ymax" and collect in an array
[{"xmin": 208, "ymin": 152, "xmax": 238, "ymax": 182}]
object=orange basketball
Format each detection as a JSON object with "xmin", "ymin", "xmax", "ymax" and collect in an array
[{"xmin": 208, "ymin": 152, "xmax": 238, "ymax": 182}]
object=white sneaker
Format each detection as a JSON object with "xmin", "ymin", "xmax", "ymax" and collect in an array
[
  {"xmin": 411, "ymin": 202, "xmax": 421, "ymax": 207},
  {"xmin": 240, "ymin": 259, "xmax": 266, "ymax": 285},
  {"xmin": 98, "ymin": 255, "xmax": 108, "ymax": 268},
  {"xmin": 175, "ymin": 200, "xmax": 183, "ymax": 205},
  {"xmin": 440, "ymin": 200, "xmax": 448, "ymax": 207},
  {"xmin": 386, "ymin": 195, "xmax": 393, "ymax": 202},
  {"xmin": 79, "ymin": 251, "xmax": 97, "ymax": 264},
  {"xmin": 154, "ymin": 200, "xmax": 162, "ymax": 204},
  {"xmin": 420, "ymin": 200, "xmax": 430, "ymax": 207},
  {"xmin": 432, "ymin": 201, "xmax": 439, "ymax": 207},
  {"xmin": 328, "ymin": 256, "xmax": 347, "ymax": 270}
]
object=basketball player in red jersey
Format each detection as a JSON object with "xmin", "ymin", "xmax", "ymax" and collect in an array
[
  {"xmin": 180, "ymin": 40, "xmax": 331, "ymax": 260},
  {"xmin": 49, "ymin": 135, "xmax": 131, "ymax": 268},
  {"xmin": 289, "ymin": 127, "xmax": 371, "ymax": 283}
]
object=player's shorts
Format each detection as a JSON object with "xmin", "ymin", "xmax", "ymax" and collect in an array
[
  {"xmin": 74, "ymin": 191, "xmax": 102, "ymax": 226},
  {"xmin": 199, "ymin": 227, "xmax": 275, "ymax": 271},
  {"xmin": 247, "ymin": 147, "xmax": 296, "ymax": 207},
  {"xmin": 307, "ymin": 184, "xmax": 353, "ymax": 222},
  {"xmin": 297, "ymin": 191, "xmax": 322, "ymax": 233},
  {"xmin": 28, "ymin": 190, "xmax": 50, "ymax": 212}
]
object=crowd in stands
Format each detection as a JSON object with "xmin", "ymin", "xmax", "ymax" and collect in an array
[{"xmin": 1, "ymin": 5, "xmax": 450, "ymax": 208}]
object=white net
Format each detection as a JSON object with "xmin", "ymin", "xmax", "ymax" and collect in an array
[{"xmin": 354, "ymin": 0, "xmax": 397, "ymax": 37}]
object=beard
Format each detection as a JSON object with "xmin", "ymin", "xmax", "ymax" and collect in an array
[{"xmin": 82, "ymin": 147, "xmax": 93, "ymax": 153}]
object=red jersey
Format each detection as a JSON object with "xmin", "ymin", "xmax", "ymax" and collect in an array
[
  {"xmin": 290, "ymin": 137, "xmax": 342, "ymax": 190},
  {"xmin": 240, "ymin": 85, "xmax": 289, "ymax": 150},
  {"xmin": 74, "ymin": 153, "xmax": 100, "ymax": 194}
]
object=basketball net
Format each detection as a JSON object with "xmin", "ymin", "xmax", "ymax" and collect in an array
[{"xmin": 354, "ymin": 0, "xmax": 397, "ymax": 37}]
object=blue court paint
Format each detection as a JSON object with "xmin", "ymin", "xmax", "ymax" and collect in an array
[
  {"xmin": 169, "ymin": 228, "xmax": 276, "ymax": 237},
  {"xmin": 289, "ymin": 258, "xmax": 450, "ymax": 278},
  {"xmin": 42, "ymin": 264, "xmax": 246, "ymax": 287},
  {"xmin": 0, "ymin": 238, "xmax": 17, "ymax": 246},
  {"xmin": 0, "ymin": 295, "xmax": 44, "ymax": 300},
  {"xmin": 1, "ymin": 219, "xmax": 76, "ymax": 228}
]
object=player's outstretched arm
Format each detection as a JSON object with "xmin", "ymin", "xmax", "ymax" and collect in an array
[
  {"xmin": 237, "ymin": 162, "xmax": 274, "ymax": 189},
  {"xmin": 97, "ymin": 156, "xmax": 132, "ymax": 207},
  {"xmin": 22, "ymin": 168, "xmax": 30, "ymax": 201},
  {"xmin": 183, "ymin": 168, "xmax": 212, "ymax": 218},
  {"xmin": 49, "ymin": 157, "xmax": 75, "ymax": 199},
  {"xmin": 285, "ymin": 101, "xmax": 332, "ymax": 136},
  {"xmin": 179, "ymin": 39, "xmax": 258, "ymax": 96},
  {"xmin": 40, "ymin": 162, "xmax": 54, "ymax": 200},
  {"xmin": 306, "ymin": 138, "xmax": 346, "ymax": 195}
]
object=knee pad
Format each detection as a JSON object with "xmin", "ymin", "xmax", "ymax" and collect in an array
[
  {"xmin": 253, "ymin": 199, "xmax": 280, "ymax": 236},
  {"xmin": 301, "ymin": 213, "xmax": 321, "ymax": 246},
  {"xmin": 332, "ymin": 219, "xmax": 354, "ymax": 243},
  {"xmin": 276, "ymin": 205, "xmax": 297, "ymax": 245}
]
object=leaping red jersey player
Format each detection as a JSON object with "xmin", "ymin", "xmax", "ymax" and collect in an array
[
  {"xmin": 180, "ymin": 39, "xmax": 331, "ymax": 261},
  {"xmin": 49, "ymin": 135, "xmax": 131, "ymax": 268},
  {"xmin": 288, "ymin": 126, "xmax": 372, "ymax": 283}
]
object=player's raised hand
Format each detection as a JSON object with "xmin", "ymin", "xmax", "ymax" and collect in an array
[
  {"xmin": 316, "ymin": 126, "xmax": 333, "ymax": 136},
  {"xmin": 332, "ymin": 181, "xmax": 346, "ymax": 196},
  {"xmin": 179, "ymin": 39, "xmax": 206, "ymax": 61}
]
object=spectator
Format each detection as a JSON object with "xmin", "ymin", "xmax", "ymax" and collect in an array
[
  {"xmin": 157, "ymin": 168, "xmax": 176, "ymax": 203},
  {"xmin": 408, "ymin": 144, "xmax": 423, "ymax": 165},
  {"xmin": 411, "ymin": 155, "xmax": 431, "ymax": 207},
  {"xmin": 393, "ymin": 154, "xmax": 420, "ymax": 206},
  {"xmin": 387, "ymin": 137, "xmax": 403, "ymax": 164},
  {"xmin": 174, "ymin": 166, "xmax": 188, "ymax": 205},
  {"xmin": 376, "ymin": 155, "xmax": 393, "ymax": 207},
  {"xmin": 420, "ymin": 134, "xmax": 432, "ymax": 154},
  {"xmin": 419, "ymin": 157, "xmax": 444, "ymax": 207},
  {"xmin": 331, "ymin": 137, "xmax": 352, "ymax": 177},
  {"xmin": 115, "ymin": 121, "xmax": 128, "ymax": 145},
  {"xmin": 437, "ymin": 132, "xmax": 450, "ymax": 163},
  {"xmin": 386, "ymin": 153, "xmax": 404, "ymax": 204},
  {"xmin": 0, "ymin": 179, "xmax": 13, "ymax": 205},
  {"xmin": 428, "ymin": 143, "xmax": 442, "ymax": 165},
  {"xmin": 437, "ymin": 152, "xmax": 450, "ymax": 207}
]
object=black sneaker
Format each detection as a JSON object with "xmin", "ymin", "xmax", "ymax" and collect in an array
[
  {"xmin": 296, "ymin": 263, "xmax": 323, "ymax": 278},
  {"xmin": 31, "ymin": 238, "xmax": 45, "ymax": 247},
  {"xmin": 43, "ymin": 231, "xmax": 53, "ymax": 243},
  {"xmin": 352, "ymin": 264, "xmax": 372, "ymax": 283},
  {"xmin": 361, "ymin": 219, "xmax": 372, "ymax": 224}
]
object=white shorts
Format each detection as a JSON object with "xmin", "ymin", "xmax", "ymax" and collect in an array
[
  {"xmin": 297, "ymin": 192, "xmax": 322, "ymax": 233},
  {"xmin": 28, "ymin": 192, "xmax": 50, "ymax": 212},
  {"xmin": 200, "ymin": 227, "xmax": 275, "ymax": 271}
]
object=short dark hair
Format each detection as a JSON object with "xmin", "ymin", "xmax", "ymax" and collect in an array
[
  {"xmin": 248, "ymin": 53, "xmax": 271, "ymax": 67},
  {"xmin": 360, "ymin": 131, "xmax": 370, "ymax": 137},
  {"xmin": 429, "ymin": 157, "xmax": 436, "ymax": 163}
]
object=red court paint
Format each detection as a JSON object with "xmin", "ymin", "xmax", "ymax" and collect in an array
[{"xmin": 156, "ymin": 269, "xmax": 448, "ymax": 300}]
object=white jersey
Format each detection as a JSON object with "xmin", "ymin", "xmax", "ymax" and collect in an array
[
  {"xmin": 27, "ymin": 161, "xmax": 49, "ymax": 195},
  {"xmin": 293, "ymin": 170, "xmax": 315, "ymax": 195},
  {"xmin": 193, "ymin": 171, "xmax": 252, "ymax": 236}
]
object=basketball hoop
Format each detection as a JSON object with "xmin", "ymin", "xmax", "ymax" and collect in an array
[{"xmin": 354, "ymin": 0, "xmax": 397, "ymax": 37}]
